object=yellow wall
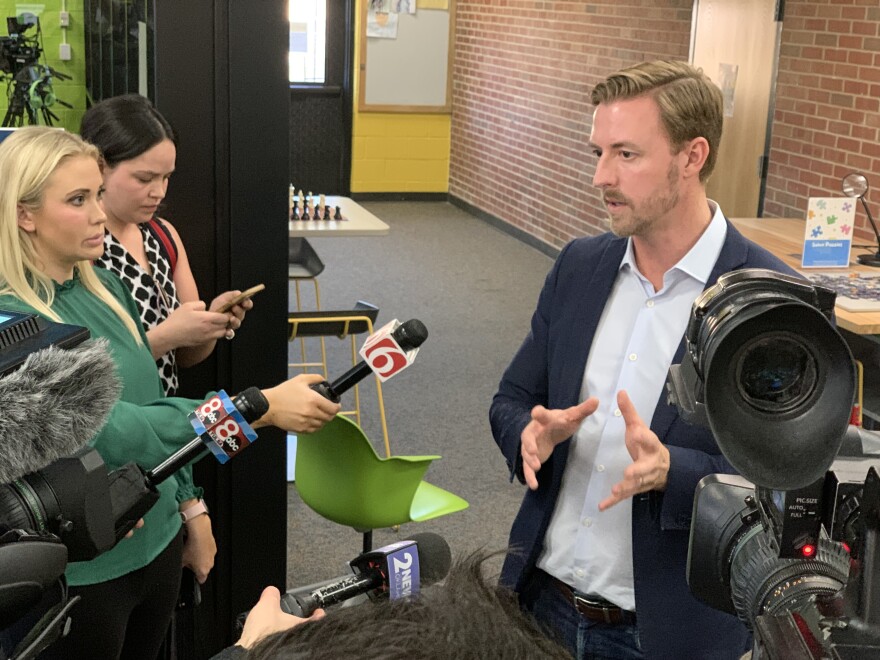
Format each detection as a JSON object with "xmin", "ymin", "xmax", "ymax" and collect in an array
[{"xmin": 351, "ymin": 0, "xmax": 451, "ymax": 193}]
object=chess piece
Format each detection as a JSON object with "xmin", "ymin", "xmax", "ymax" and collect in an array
[
  {"xmin": 318, "ymin": 194, "xmax": 326, "ymax": 219},
  {"xmin": 288, "ymin": 184, "xmax": 295, "ymax": 219},
  {"xmin": 307, "ymin": 194, "xmax": 315, "ymax": 218},
  {"xmin": 291, "ymin": 204, "xmax": 300, "ymax": 221},
  {"xmin": 334, "ymin": 205, "xmax": 343, "ymax": 221}
]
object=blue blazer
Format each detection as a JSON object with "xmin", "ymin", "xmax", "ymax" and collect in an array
[{"xmin": 490, "ymin": 221, "xmax": 797, "ymax": 660}]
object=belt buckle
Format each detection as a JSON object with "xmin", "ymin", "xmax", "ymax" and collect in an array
[{"xmin": 573, "ymin": 594, "xmax": 617, "ymax": 624}]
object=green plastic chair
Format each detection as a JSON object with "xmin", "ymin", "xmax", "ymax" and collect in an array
[{"xmin": 295, "ymin": 415, "xmax": 468, "ymax": 548}]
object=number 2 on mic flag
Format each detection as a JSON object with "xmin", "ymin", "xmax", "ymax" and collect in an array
[
  {"xmin": 360, "ymin": 319, "xmax": 416, "ymax": 382},
  {"xmin": 188, "ymin": 390, "xmax": 258, "ymax": 464}
]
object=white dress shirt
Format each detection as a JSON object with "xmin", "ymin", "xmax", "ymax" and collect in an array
[{"xmin": 536, "ymin": 202, "xmax": 728, "ymax": 611}]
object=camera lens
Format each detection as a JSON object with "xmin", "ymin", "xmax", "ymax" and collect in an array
[{"xmin": 735, "ymin": 333, "xmax": 817, "ymax": 414}]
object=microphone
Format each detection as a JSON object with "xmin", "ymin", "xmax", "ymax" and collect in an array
[
  {"xmin": 280, "ymin": 532, "xmax": 451, "ymax": 617},
  {"xmin": 0, "ymin": 339, "xmax": 120, "ymax": 483},
  {"xmin": 311, "ymin": 318, "xmax": 428, "ymax": 403},
  {"xmin": 108, "ymin": 387, "xmax": 269, "ymax": 540}
]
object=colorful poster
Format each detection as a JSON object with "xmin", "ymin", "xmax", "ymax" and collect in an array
[
  {"xmin": 418, "ymin": 0, "xmax": 448, "ymax": 8},
  {"xmin": 801, "ymin": 197, "xmax": 856, "ymax": 268}
]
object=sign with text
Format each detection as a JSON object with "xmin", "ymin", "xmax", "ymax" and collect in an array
[{"xmin": 802, "ymin": 197, "xmax": 855, "ymax": 268}]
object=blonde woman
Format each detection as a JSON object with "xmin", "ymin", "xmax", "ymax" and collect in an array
[{"xmin": 0, "ymin": 126, "xmax": 339, "ymax": 660}]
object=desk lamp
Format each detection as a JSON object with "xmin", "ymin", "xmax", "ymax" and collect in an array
[{"xmin": 842, "ymin": 172, "xmax": 880, "ymax": 267}]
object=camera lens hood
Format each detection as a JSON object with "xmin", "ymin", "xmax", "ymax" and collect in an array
[{"xmin": 689, "ymin": 270, "xmax": 855, "ymax": 490}]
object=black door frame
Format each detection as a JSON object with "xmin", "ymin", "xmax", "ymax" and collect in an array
[{"xmin": 154, "ymin": 1, "xmax": 289, "ymax": 655}]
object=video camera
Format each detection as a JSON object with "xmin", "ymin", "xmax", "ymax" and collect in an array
[
  {"xmin": 0, "ymin": 13, "xmax": 70, "ymax": 128},
  {"xmin": 0, "ymin": 16, "xmax": 40, "ymax": 76},
  {"xmin": 667, "ymin": 269, "xmax": 880, "ymax": 658}
]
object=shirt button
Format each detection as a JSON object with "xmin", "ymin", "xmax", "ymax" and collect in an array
[
  {"xmin": 614, "ymin": 409, "xmax": 622, "ymax": 417},
  {"xmin": 582, "ymin": 518, "xmax": 592, "ymax": 527},
  {"xmin": 575, "ymin": 568, "xmax": 585, "ymax": 578},
  {"xmin": 646, "ymin": 300, "xmax": 655, "ymax": 308},
  {"xmin": 628, "ymin": 353, "xmax": 637, "ymax": 361},
  {"xmin": 597, "ymin": 464, "xmax": 605, "ymax": 472}
]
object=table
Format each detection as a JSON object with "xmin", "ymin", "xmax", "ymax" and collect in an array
[
  {"xmin": 289, "ymin": 196, "xmax": 389, "ymax": 237},
  {"xmin": 732, "ymin": 217, "xmax": 880, "ymax": 423},
  {"xmin": 731, "ymin": 217, "xmax": 880, "ymax": 336}
]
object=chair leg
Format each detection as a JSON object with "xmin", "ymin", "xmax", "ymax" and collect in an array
[
  {"xmin": 362, "ymin": 530, "xmax": 373, "ymax": 554},
  {"xmin": 291, "ymin": 277, "xmax": 327, "ymax": 376}
]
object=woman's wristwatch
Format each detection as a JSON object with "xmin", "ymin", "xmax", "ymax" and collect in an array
[{"xmin": 180, "ymin": 499, "xmax": 209, "ymax": 523}]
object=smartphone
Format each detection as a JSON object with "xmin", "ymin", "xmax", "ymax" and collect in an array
[
  {"xmin": 177, "ymin": 567, "xmax": 202, "ymax": 610},
  {"xmin": 216, "ymin": 283, "xmax": 265, "ymax": 313}
]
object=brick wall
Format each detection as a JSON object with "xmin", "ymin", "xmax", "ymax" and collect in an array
[
  {"xmin": 449, "ymin": 1, "xmax": 693, "ymax": 251},
  {"xmin": 764, "ymin": 0, "xmax": 880, "ymax": 245}
]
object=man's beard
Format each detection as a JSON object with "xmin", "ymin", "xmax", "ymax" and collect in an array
[{"xmin": 606, "ymin": 163, "xmax": 680, "ymax": 238}]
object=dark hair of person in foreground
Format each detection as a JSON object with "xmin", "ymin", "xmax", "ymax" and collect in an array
[{"xmin": 247, "ymin": 551, "xmax": 573, "ymax": 660}]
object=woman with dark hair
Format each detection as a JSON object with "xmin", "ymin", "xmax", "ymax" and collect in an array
[
  {"xmin": 82, "ymin": 93, "xmax": 245, "ymax": 399},
  {"xmin": 81, "ymin": 94, "xmax": 251, "ymax": 588}
]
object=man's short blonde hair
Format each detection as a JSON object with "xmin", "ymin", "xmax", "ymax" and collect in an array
[{"xmin": 591, "ymin": 59, "xmax": 724, "ymax": 182}]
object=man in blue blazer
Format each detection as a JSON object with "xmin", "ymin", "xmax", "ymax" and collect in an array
[{"xmin": 490, "ymin": 60, "xmax": 796, "ymax": 660}]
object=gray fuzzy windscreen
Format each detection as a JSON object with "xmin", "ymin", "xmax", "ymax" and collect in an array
[{"xmin": 0, "ymin": 338, "xmax": 121, "ymax": 482}]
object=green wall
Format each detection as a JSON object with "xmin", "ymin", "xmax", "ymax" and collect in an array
[{"xmin": 0, "ymin": 1, "xmax": 86, "ymax": 131}]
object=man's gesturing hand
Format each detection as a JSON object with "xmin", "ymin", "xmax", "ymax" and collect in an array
[
  {"xmin": 521, "ymin": 397, "xmax": 599, "ymax": 490},
  {"xmin": 599, "ymin": 390, "xmax": 670, "ymax": 511}
]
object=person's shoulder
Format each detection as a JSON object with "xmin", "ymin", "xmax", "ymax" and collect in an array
[
  {"xmin": 0, "ymin": 291, "xmax": 34, "ymax": 314},
  {"xmin": 563, "ymin": 232, "xmax": 622, "ymax": 258},
  {"xmin": 93, "ymin": 265, "xmax": 134, "ymax": 299},
  {"xmin": 735, "ymin": 232, "xmax": 800, "ymax": 277},
  {"xmin": 153, "ymin": 216, "xmax": 182, "ymax": 242}
]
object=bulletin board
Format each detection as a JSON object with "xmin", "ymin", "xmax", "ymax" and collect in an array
[{"xmin": 358, "ymin": 1, "xmax": 455, "ymax": 114}]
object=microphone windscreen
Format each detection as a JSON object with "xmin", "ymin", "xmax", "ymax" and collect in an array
[
  {"xmin": 0, "ymin": 339, "xmax": 120, "ymax": 483},
  {"xmin": 408, "ymin": 532, "xmax": 451, "ymax": 585},
  {"xmin": 392, "ymin": 319, "xmax": 428, "ymax": 351}
]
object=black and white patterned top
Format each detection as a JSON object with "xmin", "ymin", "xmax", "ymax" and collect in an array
[{"xmin": 94, "ymin": 223, "xmax": 180, "ymax": 395}]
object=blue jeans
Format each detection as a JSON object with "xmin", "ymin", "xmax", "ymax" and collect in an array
[{"xmin": 523, "ymin": 570, "xmax": 645, "ymax": 660}]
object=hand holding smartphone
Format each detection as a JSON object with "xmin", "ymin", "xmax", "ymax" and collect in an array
[{"xmin": 216, "ymin": 283, "xmax": 265, "ymax": 314}]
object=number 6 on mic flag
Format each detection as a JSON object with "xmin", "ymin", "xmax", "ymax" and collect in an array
[{"xmin": 360, "ymin": 319, "xmax": 419, "ymax": 382}]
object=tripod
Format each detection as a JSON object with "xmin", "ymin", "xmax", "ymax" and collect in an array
[{"xmin": 2, "ymin": 66, "xmax": 71, "ymax": 127}]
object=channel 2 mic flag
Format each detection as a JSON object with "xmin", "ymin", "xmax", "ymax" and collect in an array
[
  {"xmin": 360, "ymin": 319, "xmax": 419, "ymax": 382},
  {"xmin": 188, "ymin": 390, "xmax": 258, "ymax": 464}
]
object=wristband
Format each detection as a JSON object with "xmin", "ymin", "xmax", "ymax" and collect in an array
[{"xmin": 180, "ymin": 499, "xmax": 209, "ymax": 523}]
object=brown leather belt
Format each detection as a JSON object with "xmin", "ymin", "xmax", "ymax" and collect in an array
[{"xmin": 548, "ymin": 575, "xmax": 636, "ymax": 625}]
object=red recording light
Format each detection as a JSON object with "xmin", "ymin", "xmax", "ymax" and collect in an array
[
  {"xmin": 801, "ymin": 544, "xmax": 816, "ymax": 558},
  {"xmin": 842, "ymin": 542, "xmax": 851, "ymax": 554}
]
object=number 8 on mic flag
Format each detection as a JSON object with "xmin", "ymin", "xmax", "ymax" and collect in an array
[
  {"xmin": 189, "ymin": 390, "xmax": 258, "ymax": 464},
  {"xmin": 360, "ymin": 319, "xmax": 418, "ymax": 382}
]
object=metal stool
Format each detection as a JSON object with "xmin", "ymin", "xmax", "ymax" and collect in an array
[{"xmin": 288, "ymin": 237, "xmax": 326, "ymax": 374}]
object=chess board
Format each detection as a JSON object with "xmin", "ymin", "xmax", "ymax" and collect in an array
[{"xmin": 802, "ymin": 272, "xmax": 880, "ymax": 312}]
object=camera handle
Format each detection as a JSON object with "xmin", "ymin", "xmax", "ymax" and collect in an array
[{"xmin": 106, "ymin": 464, "xmax": 160, "ymax": 542}]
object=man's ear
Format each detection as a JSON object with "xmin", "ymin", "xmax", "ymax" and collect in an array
[
  {"xmin": 17, "ymin": 205, "xmax": 35, "ymax": 233},
  {"xmin": 682, "ymin": 137, "xmax": 710, "ymax": 180}
]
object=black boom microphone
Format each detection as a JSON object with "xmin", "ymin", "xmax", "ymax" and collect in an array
[
  {"xmin": 311, "ymin": 318, "xmax": 428, "ymax": 403},
  {"xmin": 281, "ymin": 532, "xmax": 451, "ymax": 617}
]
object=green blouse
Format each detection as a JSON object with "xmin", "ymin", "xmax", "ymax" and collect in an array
[{"xmin": 0, "ymin": 268, "xmax": 205, "ymax": 586}]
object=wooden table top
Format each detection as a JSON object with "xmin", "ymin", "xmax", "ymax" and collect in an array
[
  {"xmin": 731, "ymin": 217, "xmax": 880, "ymax": 335},
  {"xmin": 288, "ymin": 195, "xmax": 390, "ymax": 237}
]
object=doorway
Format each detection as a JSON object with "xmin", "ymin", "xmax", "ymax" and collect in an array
[{"xmin": 691, "ymin": 0, "xmax": 782, "ymax": 218}]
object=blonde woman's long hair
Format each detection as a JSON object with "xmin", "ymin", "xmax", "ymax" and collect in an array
[{"xmin": 0, "ymin": 126, "xmax": 142, "ymax": 343}]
